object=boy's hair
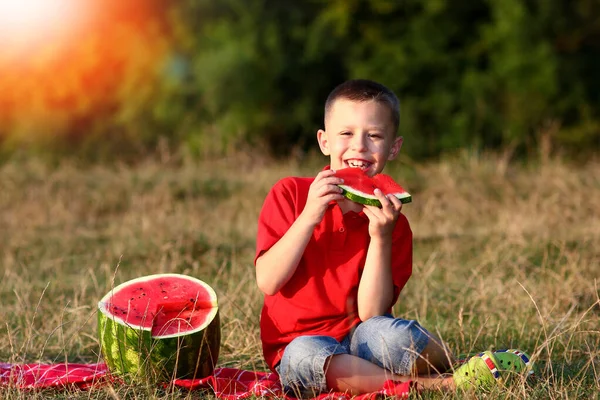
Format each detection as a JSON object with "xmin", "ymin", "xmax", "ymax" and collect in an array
[{"xmin": 324, "ymin": 79, "xmax": 400, "ymax": 133}]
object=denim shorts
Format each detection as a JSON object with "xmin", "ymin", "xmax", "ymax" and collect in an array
[{"xmin": 275, "ymin": 315, "xmax": 430, "ymax": 397}]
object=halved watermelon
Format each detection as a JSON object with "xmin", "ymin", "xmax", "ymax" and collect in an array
[
  {"xmin": 98, "ymin": 273, "xmax": 220, "ymax": 382},
  {"xmin": 336, "ymin": 167, "xmax": 412, "ymax": 206}
]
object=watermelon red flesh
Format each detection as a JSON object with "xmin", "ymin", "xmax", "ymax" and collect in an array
[
  {"xmin": 335, "ymin": 167, "xmax": 412, "ymax": 206},
  {"xmin": 100, "ymin": 274, "xmax": 218, "ymax": 337},
  {"xmin": 105, "ymin": 300, "xmax": 213, "ymax": 336}
]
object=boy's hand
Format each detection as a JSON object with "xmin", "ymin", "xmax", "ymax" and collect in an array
[
  {"xmin": 300, "ymin": 169, "xmax": 345, "ymax": 227},
  {"xmin": 362, "ymin": 188, "xmax": 403, "ymax": 239}
]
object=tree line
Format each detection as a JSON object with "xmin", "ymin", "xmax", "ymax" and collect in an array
[{"xmin": 0, "ymin": 0, "xmax": 598, "ymax": 162}]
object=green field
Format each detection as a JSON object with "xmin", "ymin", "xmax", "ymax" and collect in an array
[{"xmin": 1, "ymin": 153, "xmax": 598, "ymax": 399}]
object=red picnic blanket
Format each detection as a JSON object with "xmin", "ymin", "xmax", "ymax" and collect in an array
[{"xmin": 0, "ymin": 362, "xmax": 414, "ymax": 399}]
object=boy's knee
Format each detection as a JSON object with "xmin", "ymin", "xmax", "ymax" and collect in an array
[
  {"xmin": 281, "ymin": 335, "xmax": 347, "ymax": 373},
  {"xmin": 352, "ymin": 315, "xmax": 392, "ymax": 339},
  {"xmin": 350, "ymin": 316, "xmax": 433, "ymax": 375},
  {"xmin": 353, "ymin": 315, "xmax": 423, "ymax": 343},
  {"xmin": 285, "ymin": 335, "xmax": 335, "ymax": 356},
  {"xmin": 278, "ymin": 335, "xmax": 348, "ymax": 396}
]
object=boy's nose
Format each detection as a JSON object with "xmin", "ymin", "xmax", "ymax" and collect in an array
[{"xmin": 351, "ymin": 134, "xmax": 368, "ymax": 151}]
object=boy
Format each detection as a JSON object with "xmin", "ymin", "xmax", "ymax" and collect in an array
[{"xmin": 254, "ymin": 79, "xmax": 506, "ymax": 397}]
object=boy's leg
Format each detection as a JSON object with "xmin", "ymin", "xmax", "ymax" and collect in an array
[
  {"xmin": 349, "ymin": 315, "xmax": 454, "ymax": 376},
  {"xmin": 324, "ymin": 353, "xmax": 455, "ymax": 395},
  {"xmin": 277, "ymin": 326, "xmax": 457, "ymax": 397},
  {"xmin": 277, "ymin": 335, "xmax": 350, "ymax": 398},
  {"xmin": 324, "ymin": 317, "xmax": 504, "ymax": 394}
]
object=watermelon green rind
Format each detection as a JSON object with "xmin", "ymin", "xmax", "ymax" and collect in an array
[
  {"xmin": 98, "ymin": 310, "xmax": 154, "ymax": 380},
  {"xmin": 97, "ymin": 273, "xmax": 221, "ymax": 382},
  {"xmin": 98, "ymin": 310, "xmax": 220, "ymax": 382},
  {"xmin": 150, "ymin": 311, "xmax": 221, "ymax": 379},
  {"xmin": 339, "ymin": 184, "xmax": 412, "ymax": 207}
]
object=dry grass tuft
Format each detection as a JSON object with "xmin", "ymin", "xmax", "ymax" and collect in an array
[{"xmin": 1, "ymin": 152, "xmax": 598, "ymax": 399}]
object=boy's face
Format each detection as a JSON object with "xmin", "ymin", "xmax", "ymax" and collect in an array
[{"xmin": 317, "ymin": 99, "xmax": 402, "ymax": 177}]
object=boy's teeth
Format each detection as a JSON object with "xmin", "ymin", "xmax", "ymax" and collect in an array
[{"xmin": 348, "ymin": 161, "xmax": 369, "ymax": 169}]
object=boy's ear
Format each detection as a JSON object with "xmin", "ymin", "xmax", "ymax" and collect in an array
[
  {"xmin": 388, "ymin": 136, "xmax": 403, "ymax": 160},
  {"xmin": 317, "ymin": 129, "xmax": 330, "ymax": 156}
]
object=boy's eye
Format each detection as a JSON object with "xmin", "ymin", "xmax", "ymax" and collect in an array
[
  {"xmin": 368, "ymin": 133, "xmax": 382, "ymax": 139},
  {"xmin": 340, "ymin": 131, "xmax": 351, "ymax": 136}
]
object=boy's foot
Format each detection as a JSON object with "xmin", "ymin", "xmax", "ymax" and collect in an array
[
  {"xmin": 493, "ymin": 349, "xmax": 534, "ymax": 376},
  {"xmin": 453, "ymin": 351, "xmax": 501, "ymax": 390}
]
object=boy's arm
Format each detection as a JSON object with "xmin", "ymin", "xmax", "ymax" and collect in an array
[
  {"xmin": 358, "ymin": 236, "xmax": 395, "ymax": 320},
  {"xmin": 255, "ymin": 212, "xmax": 316, "ymax": 295},
  {"xmin": 357, "ymin": 189, "xmax": 404, "ymax": 320},
  {"xmin": 256, "ymin": 169, "xmax": 345, "ymax": 296}
]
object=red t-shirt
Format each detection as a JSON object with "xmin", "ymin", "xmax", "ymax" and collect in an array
[{"xmin": 255, "ymin": 173, "xmax": 413, "ymax": 371}]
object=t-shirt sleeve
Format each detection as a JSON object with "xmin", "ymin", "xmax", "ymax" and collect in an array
[
  {"xmin": 254, "ymin": 178, "xmax": 300, "ymax": 265},
  {"xmin": 390, "ymin": 214, "xmax": 413, "ymax": 304}
]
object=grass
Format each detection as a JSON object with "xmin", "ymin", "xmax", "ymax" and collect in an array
[{"xmin": 0, "ymin": 151, "xmax": 598, "ymax": 399}]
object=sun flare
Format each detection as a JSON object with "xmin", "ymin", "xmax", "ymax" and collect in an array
[
  {"xmin": 0, "ymin": 0, "xmax": 85, "ymax": 44},
  {"xmin": 0, "ymin": 0, "xmax": 170, "ymax": 143}
]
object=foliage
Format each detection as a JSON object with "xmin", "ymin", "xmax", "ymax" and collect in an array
[{"xmin": 0, "ymin": 0, "xmax": 599, "ymax": 161}]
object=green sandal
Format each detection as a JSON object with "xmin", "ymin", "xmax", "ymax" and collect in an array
[
  {"xmin": 493, "ymin": 349, "xmax": 534, "ymax": 377},
  {"xmin": 453, "ymin": 350, "xmax": 501, "ymax": 390}
]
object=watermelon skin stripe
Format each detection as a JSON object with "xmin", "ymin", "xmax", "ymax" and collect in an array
[
  {"xmin": 339, "ymin": 185, "xmax": 412, "ymax": 207},
  {"xmin": 98, "ymin": 309, "xmax": 221, "ymax": 382},
  {"xmin": 98, "ymin": 311, "xmax": 154, "ymax": 381},
  {"xmin": 151, "ymin": 312, "xmax": 220, "ymax": 380}
]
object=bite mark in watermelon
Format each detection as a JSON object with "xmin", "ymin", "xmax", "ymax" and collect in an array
[
  {"xmin": 335, "ymin": 167, "xmax": 412, "ymax": 206},
  {"xmin": 98, "ymin": 273, "xmax": 220, "ymax": 382}
]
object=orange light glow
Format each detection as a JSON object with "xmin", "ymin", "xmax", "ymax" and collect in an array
[
  {"xmin": 0, "ymin": 0, "xmax": 172, "ymax": 145},
  {"xmin": 0, "ymin": 0, "xmax": 87, "ymax": 46}
]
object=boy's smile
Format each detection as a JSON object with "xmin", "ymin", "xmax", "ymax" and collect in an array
[{"xmin": 317, "ymin": 99, "xmax": 403, "ymax": 177}]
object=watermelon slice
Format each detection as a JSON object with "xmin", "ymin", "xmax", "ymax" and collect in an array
[
  {"xmin": 98, "ymin": 273, "xmax": 220, "ymax": 382},
  {"xmin": 336, "ymin": 167, "xmax": 412, "ymax": 206}
]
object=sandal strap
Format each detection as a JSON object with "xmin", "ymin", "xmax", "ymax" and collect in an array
[{"xmin": 479, "ymin": 352, "xmax": 501, "ymax": 379}]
